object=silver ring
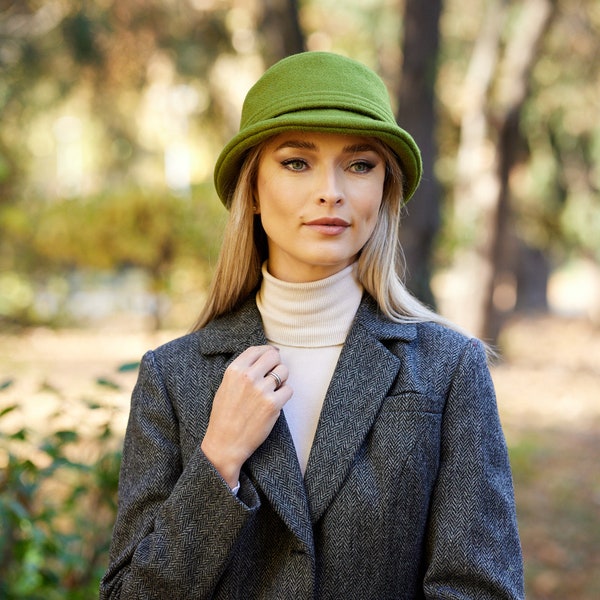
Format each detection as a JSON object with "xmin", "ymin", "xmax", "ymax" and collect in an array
[{"xmin": 265, "ymin": 370, "xmax": 282, "ymax": 391}]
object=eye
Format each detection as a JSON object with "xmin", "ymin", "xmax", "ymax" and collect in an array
[
  {"xmin": 349, "ymin": 160, "xmax": 375, "ymax": 174},
  {"xmin": 282, "ymin": 158, "xmax": 308, "ymax": 171}
]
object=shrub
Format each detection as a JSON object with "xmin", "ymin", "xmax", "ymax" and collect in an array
[{"xmin": 0, "ymin": 382, "xmax": 122, "ymax": 599}]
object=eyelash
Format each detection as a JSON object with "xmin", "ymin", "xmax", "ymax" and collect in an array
[
  {"xmin": 281, "ymin": 159, "xmax": 376, "ymax": 173},
  {"xmin": 350, "ymin": 160, "xmax": 375, "ymax": 173},
  {"xmin": 281, "ymin": 158, "xmax": 307, "ymax": 171}
]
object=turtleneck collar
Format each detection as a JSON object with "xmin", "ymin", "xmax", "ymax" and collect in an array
[{"xmin": 256, "ymin": 262, "xmax": 363, "ymax": 348}]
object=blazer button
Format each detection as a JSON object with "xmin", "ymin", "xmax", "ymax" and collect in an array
[{"xmin": 290, "ymin": 547, "xmax": 306, "ymax": 556}]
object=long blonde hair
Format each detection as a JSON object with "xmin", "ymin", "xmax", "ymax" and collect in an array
[{"xmin": 193, "ymin": 137, "xmax": 458, "ymax": 334}]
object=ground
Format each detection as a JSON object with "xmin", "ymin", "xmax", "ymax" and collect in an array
[{"xmin": 1, "ymin": 313, "xmax": 599, "ymax": 599}]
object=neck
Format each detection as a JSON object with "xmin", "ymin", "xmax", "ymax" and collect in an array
[{"xmin": 256, "ymin": 261, "xmax": 363, "ymax": 347}]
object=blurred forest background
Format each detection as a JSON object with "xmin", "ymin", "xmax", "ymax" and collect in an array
[{"xmin": 0, "ymin": 0, "xmax": 598, "ymax": 598}]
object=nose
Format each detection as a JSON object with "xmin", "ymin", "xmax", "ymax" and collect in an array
[{"xmin": 317, "ymin": 165, "xmax": 344, "ymax": 205}]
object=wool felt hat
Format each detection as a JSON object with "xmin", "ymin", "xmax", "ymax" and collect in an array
[{"xmin": 214, "ymin": 51, "xmax": 422, "ymax": 208}]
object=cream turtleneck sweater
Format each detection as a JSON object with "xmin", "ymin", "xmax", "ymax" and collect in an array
[{"xmin": 256, "ymin": 262, "xmax": 363, "ymax": 474}]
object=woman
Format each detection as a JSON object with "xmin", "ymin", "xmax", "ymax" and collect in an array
[{"xmin": 100, "ymin": 52, "xmax": 524, "ymax": 599}]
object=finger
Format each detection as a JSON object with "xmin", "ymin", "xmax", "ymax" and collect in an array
[
  {"xmin": 263, "ymin": 364, "xmax": 289, "ymax": 391},
  {"xmin": 264, "ymin": 370, "xmax": 283, "ymax": 391},
  {"xmin": 233, "ymin": 345, "xmax": 277, "ymax": 368},
  {"xmin": 227, "ymin": 347, "xmax": 280, "ymax": 382},
  {"xmin": 247, "ymin": 345, "xmax": 282, "ymax": 377}
]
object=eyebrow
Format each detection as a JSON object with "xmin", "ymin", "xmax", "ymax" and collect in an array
[
  {"xmin": 274, "ymin": 140, "xmax": 379, "ymax": 154},
  {"xmin": 274, "ymin": 140, "xmax": 317, "ymax": 151},
  {"xmin": 342, "ymin": 143, "xmax": 379, "ymax": 154}
]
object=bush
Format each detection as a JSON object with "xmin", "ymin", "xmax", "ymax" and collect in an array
[
  {"xmin": 0, "ymin": 184, "xmax": 225, "ymax": 329},
  {"xmin": 0, "ymin": 380, "xmax": 122, "ymax": 599}
]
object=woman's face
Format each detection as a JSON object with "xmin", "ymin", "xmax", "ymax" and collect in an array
[{"xmin": 255, "ymin": 131, "xmax": 386, "ymax": 282}]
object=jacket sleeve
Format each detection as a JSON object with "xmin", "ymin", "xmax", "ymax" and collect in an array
[
  {"xmin": 423, "ymin": 339, "xmax": 525, "ymax": 599},
  {"xmin": 99, "ymin": 350, "xmax": 260, "ymax": 600}
]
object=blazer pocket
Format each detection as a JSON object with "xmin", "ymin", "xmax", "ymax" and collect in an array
[
  {"xmin": 367, "ymin": 392, "xmax": 444, "ymax": 475},
  {"xmin": 338, "ymin": 393, "xmax": 443, "ymax": 520},
  {"xmin": 383, "ymin": 392, "xmax": 445, "ymax": 414}
]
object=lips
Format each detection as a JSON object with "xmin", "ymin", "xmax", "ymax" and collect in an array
[
  {"xmin": 305, "ymin": 218, "xmax": 350, "ymax": 226},
  {"xmin": 303, "ymin": 217, "xmax": 350, "ymax": 236}
]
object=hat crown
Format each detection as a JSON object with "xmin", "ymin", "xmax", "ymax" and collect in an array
[{"xmin": 241, "ymin": 52, "xmax": 396, "ymax": 130}]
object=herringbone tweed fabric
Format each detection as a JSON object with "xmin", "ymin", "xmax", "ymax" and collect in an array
[{"xmin": 100, "ymin": 295, "xmax": 524, "ymax": 599}]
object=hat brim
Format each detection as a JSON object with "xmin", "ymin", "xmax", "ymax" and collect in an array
[{"xmin": 214, "ymin": 108, "xmax": 422, "ymax": 208}]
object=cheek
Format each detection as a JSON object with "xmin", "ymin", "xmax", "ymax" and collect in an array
[
  {"xmin": 256, "ymin": 176, "xmax": 278, "ymax": 217},
  {"xmin": 256, "ymin": 169, "xmax": 293, "ymax": 211},
  {"xmin": 362, "ymin": 193, "xmax": 384, "ymax": 230},
  {"xmin": 362, "ymin": 215, "xmax": 380, "ymax": 245},
  {"xmin": 256, "ymin": 189, "xmax": 289, "ymax": 241},
  {"xmin": 356, "ymin": 198, "xmax": 383, "ymax": 246}
]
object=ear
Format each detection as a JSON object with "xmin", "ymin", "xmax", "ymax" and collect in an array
[{"xmin": 253, "ymin": 197, "xmax": 261, "ymax": 214}]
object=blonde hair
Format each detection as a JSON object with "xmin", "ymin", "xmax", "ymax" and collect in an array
[{"xmin": 193, "ymin": 137, "xmax": 460, "ymax": 334}]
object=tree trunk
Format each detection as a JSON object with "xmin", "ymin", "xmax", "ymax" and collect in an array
[
  {"xmin": 481, "ymin": 0, "xmax": 555, "ymax": 342},
  {"xmin": 515, "ymin": 240, "xmax": 550, "ymax": 312},
  {"xmin": 450, "ymin": 0, "xmax": 554, "ymax": 342},
  {"xmin": 449, "ymin": 0, "xmax": 506, "ymax": 337},
  {"xmin": 258, "ymin": 0, "xmax": 305, "ymax": 66},
  {"xmin": 396, "ymin": 0, "xmax": 443, "ymax": 309}
]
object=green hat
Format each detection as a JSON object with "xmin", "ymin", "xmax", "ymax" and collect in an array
[{"xmin": 214, "ymin": 51, "xmax": 422, "ymax": 208}]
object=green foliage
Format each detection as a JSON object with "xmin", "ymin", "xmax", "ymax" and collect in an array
[
  {"xmin": 0, "ymin": 184, "xmax": 224, "ymax": 327},
  {"xmin": 436, "ymin": 0, "xmax": 600, "ymax": 265},
  {"xmin": 512, "ymin": 0, "xmax": 600, "ymax": 262},
  {"xmin": 0, "ymin": 0, "xmax": 233, "ymax": 201},
  {"xmin": 25, "ymin": 187, "xmax": 219, "ymax": 273},
  {"xmin": 0, "ymin": 377, "xmax": 124, "ymax": 598}
]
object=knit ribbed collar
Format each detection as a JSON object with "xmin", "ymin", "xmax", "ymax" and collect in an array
[{"xmin": 256, "ymin": 262, "xmax": 363, "ymax": 348}]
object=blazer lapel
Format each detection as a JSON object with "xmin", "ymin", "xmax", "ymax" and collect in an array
[
  {"xmin": 246, "ymin": 413, "xmax": 314, "ymax": 551},
  {"xmin": 303, "ymin": 297, "xmax": 416, "ymax": 524},
  {"xmin": 199, "ymin": 298, "xmax": 313, "ymax": 551}
]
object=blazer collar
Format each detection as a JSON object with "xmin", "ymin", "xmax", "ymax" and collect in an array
[
  {"xmin": 198, "ymin": 293, "xmax": 417, "ymax": 351},
  {"xmin": 198, "ymin": 296, "xmax": 269, "ymax": 353}
]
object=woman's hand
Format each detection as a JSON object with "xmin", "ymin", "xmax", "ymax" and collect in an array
[{"xmin": 201, "ymin": 345, "xmax": 292, "ymax": 489}]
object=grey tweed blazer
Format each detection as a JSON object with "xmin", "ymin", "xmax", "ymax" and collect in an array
[{"xmin": 100, "ymin": 294, "xmax": 524, "ymax": 599}]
